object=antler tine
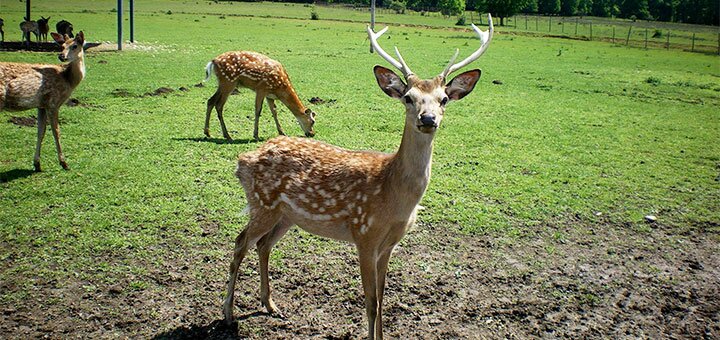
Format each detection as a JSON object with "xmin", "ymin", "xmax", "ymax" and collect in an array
[
  {"xmin": 367, "ymin": 25, "xmax": 413, "ymax": 78},
  {"xmin": 440, "ymin": 13, "xmax": 494, "ymax": 80}
]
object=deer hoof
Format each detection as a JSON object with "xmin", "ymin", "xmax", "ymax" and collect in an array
[
  {"xmin": 33, "ymin": 161, "xmax": 42, "ymax": 172},
  {"xmin": 60, "ymin": 161, "xmax": 70, "ymax": 170}
]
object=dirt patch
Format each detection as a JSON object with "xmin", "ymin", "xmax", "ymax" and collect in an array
[
  {"xmin": 8, "ymin": 116, "xmax": 36, "ymax": 127},
  {"xmin": 309, "ymin": 97, "xmax": 337, "ymax": 105},
  {"xmin": 0, "ymin": 220, "xmax": 717, "ymax": 339},
  {"xmin": 144, "ymin": 87, "xmax": 175, "ymax": 97},
  {"xmin": 111, "ymin": 88, "xmax": 133, "ymax": 98}
]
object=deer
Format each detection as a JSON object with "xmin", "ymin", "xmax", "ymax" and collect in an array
[
  {"xmin": 0, "ymin": 18, "xmax": 5, "ymax": 42},
  {"xmin": 20, "ymin": 17, "xmax": 39, "ymax": 44},
  {"xmin": 37, "ymin": 16, "xmax": 51, "ymax": 42},
  {"xmin": 203, "ymin": 51, "xmax": 316, "ymax": 141},
  {"xmin": 55, "ymin": 20, "xmax": 74, "ymax": 38},
  {"xmin": 0, "ymin": 31, "xmax": 86, "ymax": 172},
  {"xmin": 222, "ymin": 15, "xmax": 493, "ymax": 340}
]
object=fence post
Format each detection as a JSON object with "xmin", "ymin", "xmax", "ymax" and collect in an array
[
  {"xmin": 549, "ymin": 17, "xmax": 552, "ymax": 32},
  {"xmin": 626, "ymin": 26, "xmax": 632, "ymax": 46},
  {"xmin": 536, "ymin": 16, "xmax": 539, "ymax": 31},
  {"xmin": 612, "ymin": 26, "xmax": 615, "ymax": 44},
  {"xmin": 562, "ymin": 21, "xmax": 565, "ymax": 34},
  {"xmin": 644, "ymin": 28, "xmax": 648, "ymax": 49},
  {"xmin": 525, "ymin": 15, "xmax": 528, "ymax": 30},
  {"xmin": 590, "ymin": 22, "xmax": 592, "ymax": 41},
  {"xmin": 575, "ymin": 18, "xmax": 578, "ymax": 35},
  {"xmin": 667, "ymin": 30, "xmax": 670, "ymax": 49},
  {"xmin": 691, "ymin": 33, "xmax": 695, "ymax": 52}
]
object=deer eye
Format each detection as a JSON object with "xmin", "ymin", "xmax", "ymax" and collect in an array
[
  {"xmin": 404, "ymin": 96, "xmax": 413, "ymax": 104},
  {"xmin": 440, "ymin": 97, "xmax": 449, "ymax": 106}
]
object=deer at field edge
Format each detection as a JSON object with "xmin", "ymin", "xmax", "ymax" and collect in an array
[
  {"xmin": 0, "ymin": 31, "xmax": 86, "ymax": 171},
  {"xmin": 222, "ymin": 15, "xmax": 493, "ymax": 340}
]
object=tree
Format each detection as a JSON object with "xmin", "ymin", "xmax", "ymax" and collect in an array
[
  {"xmin": 477, "ymin": 0, "xmax": 529, "ymax": 25},
  {"xmin": 576, "ymin": 0, "xmax": 593, "ymax": 15},
  {"xmin": 538, "ymin": 0, "xmax": 561, "ymax": 14},
  {"xmin": 560, "ymin": 0, "xmax": 579, "ymax": 15},
  {"xmin": 620, "ymin": 0, "xmax": 651, "ymax": 19},
  {"xmin": 439, "ymin": 0, "xmax": 466, "ymax": 15}
]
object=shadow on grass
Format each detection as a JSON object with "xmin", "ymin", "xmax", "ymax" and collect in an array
[
  {"xmin": 0, "ymin": 169, "xmax": 36, "ymax": 183},
  {"xmin": 152, "ymin": 313, "xmax": 267, "ymax": 340},
  {"xmin": 172, "ymin": 137, "xmax": 257, "ymax": 145}
]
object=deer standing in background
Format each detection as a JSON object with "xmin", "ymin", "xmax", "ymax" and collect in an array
[
  {"xmin": 20, "ymin": 17, "xmax": 39, "ymax": 44},
  {"xmin": 55, "ymin": 20, "xmax": 73, "ymax": 38},
  {"xmin": 204, "ymin": 51, "xmax": 316, "ymax": 141},
  {"xmin": 0, "ymin": 31, "xmax": 86, "ymax": 171},
  {"xmin": 0, "ymin": 18, "xmax": 5, "ymax": 42},
  {"xmin": 222, "ymin": 15, "xmax": 493, "ymax": 340},
  {"xmin": 37, "ymin": 16, "xmax": 50, "ymax": 42}
]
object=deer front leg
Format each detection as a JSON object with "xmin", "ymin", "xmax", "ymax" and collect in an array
[
  {"xmin": 358, "ymin": 247, "xmax": 380, "ymax": 340},
  {"xmin": 374, "ymin": 246, "xmax": 395, "ymax": 340},
  {"xmin": 224, "ymin": 211, "xmax": 280, "ymax": 324},
  {"xmin": 33, "ymin": 108, "xmax": 48, "ymax": 172},
  {"xmin": 253, "ymin": 93, "xmax": 265, "ymax": 141},
  {"xmin": 266, "ymin": 98, "xmax": 285, "ymax": 136},
  {"xmin": 256, "ymin": 219, "xmax": 292, "ymax": 317},
  {"xmin": 48, "ymin": 109, "xmax": 68, "ymax": 170}
]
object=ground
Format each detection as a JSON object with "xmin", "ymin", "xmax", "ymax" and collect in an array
[{"xmin": 1, "ymin": 216, "xmax": 717, "ymax": 339}]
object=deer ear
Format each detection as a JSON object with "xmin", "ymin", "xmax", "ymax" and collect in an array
[
  {"xmin": 373, "ymin": 65, "xmax": 406, "ymax": 99},
  {"xmin": 51, "ymin": 32, "xmax": 64, "ymax": 45},
  {"xmin": 76, "ymin": 31, "xmax": 85, "ymax": 44},
  {"xmin": 445, "ymin": 69, "xmax": 481, "ymax": 101}
]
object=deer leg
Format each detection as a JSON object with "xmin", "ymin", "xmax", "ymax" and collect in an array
[
  {"xmin": 224, "ymin": 210, "xmax": 280, "ymax": 324},
  {"xmin": 358, "ymin": 246, "xmax": 380, "ymax": 340},
  {"xmin": 374, "ymin": 246, "xmax": 395, "ymax": 340},
  {"xmin": 253, "ymin": 93, "xmax": 265, "ymax": 141},
  {"xmin": 214, "ymin": 82, "xmax": 234, "ymax": 140},
  {"xmin": 48, "ymin": 109, "xmax": 68, "ymax": 170},
  {"xmin": 266, "ymin": 98, "xmax": 285, "ymax": 136},
  {"xmin": 33, "ymin": 109, "xmax": 48, "ymax": 172},
  {"xmin": 204, "ymin": 90, "xmax": 220, "ymax": 138},
  {"xmin": 256, "ymin": 218, "xmax": 293, "ymax": 317}
]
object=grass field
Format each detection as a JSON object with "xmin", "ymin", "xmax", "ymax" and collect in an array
[{"xmin": 1, "ymin": 1, "xmax": 719, "ymax": 338}]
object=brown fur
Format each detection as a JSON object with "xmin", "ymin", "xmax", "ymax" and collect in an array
[
  {"xmin": 204, "ymin": 51, "xmax": 316, "ymax": 141},
  {"xmin": 0, "ymin": 31, "xmax": 86, "ymax": 171}
]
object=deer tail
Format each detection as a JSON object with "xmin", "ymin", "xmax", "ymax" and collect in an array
[{"xmin": 204, "ymin": 61, "xmax": 215, "ymax": 82}]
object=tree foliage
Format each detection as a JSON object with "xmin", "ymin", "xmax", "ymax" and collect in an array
[{"xmin": 476, "ymin": 0, "xmax": 530, "ymax": 25}]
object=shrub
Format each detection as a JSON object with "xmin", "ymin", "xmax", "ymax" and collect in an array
[
  {"xmin": 311, "ymin": 8, "xmax": 319, "ymax": 20},
  {"xmin": 456, "ymin": 15, "xmax": 466, "ymax": 26},
  {"xmin": 645, "ymin": 76, "xmax": 661, "ymax": 85}
]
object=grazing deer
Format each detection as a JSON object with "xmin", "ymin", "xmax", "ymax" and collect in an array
[
  {"xmin": 0, "ymin": 31, "xmax": 86, "ymax": 171},
  {"xmin": 204, "ymin": 51, "xmax": 316, "ymax": 141},
  {"xmin": 55, "ymin": 20, "xmax": 73, "ymax": 38},
  {"xmin": 223, "ymin": 15, "xmax": 493, "ymax": 340},
  {"xmin": 37, "ymin": 16, "xmax": 51, "ymax": 42},
  {"xmin": 20, "ymin": 17, "xmax": 39, "ymax": 44}
]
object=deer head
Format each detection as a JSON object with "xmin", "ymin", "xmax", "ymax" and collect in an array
[
  {"xmin": 52, "ymin": 31, "xmax": 84, "ymax": 63},
  {"xmin": 368, "ymin": 15, "xmax": 493, "ymax": 135}
]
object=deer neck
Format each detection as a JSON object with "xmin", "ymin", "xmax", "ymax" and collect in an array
[
  {"xmin": 277, "ymin": 86, "xmax": 306, "ymax": 116},
  {"xmin": 388, "ymin": 118, "xmax": 435, "ymax": 201},
  {"xmin": 63, "ymin": 54, "xmax": 86, "ymax": 88}
]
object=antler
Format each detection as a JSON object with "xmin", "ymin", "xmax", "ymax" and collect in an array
[
  {"xmin": 367, "ymin": 26, "xmax": 413, "ymax": 78},
  {"xmin": 440, "ymin": 14, "xmax": 494, "ymax": 80}
]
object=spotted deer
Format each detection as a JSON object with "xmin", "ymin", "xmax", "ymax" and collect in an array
[
  {"xmin": 0, "ymin": 31, "xmax": 86, "ymax": 171},
  {"xmin": 204, "ymin": 51, "xmax": 316, "ymax": 141},
  {"xmin": 222, "ymin": 15, "xmax": 493, "ymax": 340}
]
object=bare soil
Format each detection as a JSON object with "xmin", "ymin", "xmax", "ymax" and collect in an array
[{"xmin": 1, "ymin": 218, "xmax": 718, "ymax": 339}]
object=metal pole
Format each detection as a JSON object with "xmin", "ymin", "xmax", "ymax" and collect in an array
[
  {"xmin": 117, "ymin": 0, "xmax": 123, "ymax": 51},
  {"xmin": 370, "ymin": 0, "xmax": 375, "ymax": 53},
  {"xmin": 130, "ymin": 0, "xmax": 135, "ymax": 43},
  {"xmin": 26, "ymin": 0, "xmax": 31, "ymax": 21}
]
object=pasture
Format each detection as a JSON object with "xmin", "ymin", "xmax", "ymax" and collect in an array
[{"xmin": 1, "ymin": 1, "xmax": 719, "ymax": 338}]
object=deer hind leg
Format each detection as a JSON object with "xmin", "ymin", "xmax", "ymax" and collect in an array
[
  {"xmin": 266, "ymin": 98, "xmax": 285, "ymax": 136},
  {"xmin": 256, "ymin": 218, "xmax": 293, "ymax": 317},
  {"xmin": 48, "ymin": 109, "xmax": 68, "ymax": 170},
  {"xmin": 204, "ymin": 90, "xmax": 221, "ymax": 138},
  {"xmin": 214, "ymin": 81, "xmax": 235, "ymax": 140},
  {"xmin": 223, "ymin": 209, "xmax": 280, "ymax": 324},
  {"xmin": 33, "ymin": 108, "xmax": 48, "ymax": 172}
]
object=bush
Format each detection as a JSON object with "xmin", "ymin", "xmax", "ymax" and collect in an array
[
  {"xmin": 645, "ymin": 76, "xmax": 661, "ymax": 85},
  {"xmin": 389, "ymin": 0, "xmax": 406, "ymax": 14},
  {"xmin": 311, "ymin": 8, "xmax": 319, "ymax": 20},
  {"xmin": 456, "ymin": 15, "xmax": 466, "ymax": 26}
]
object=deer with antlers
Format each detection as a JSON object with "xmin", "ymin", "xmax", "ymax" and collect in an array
[
  {"xmin": 204, "ymin": 51, "xmax": 316, "ymax": 141},
  {"xmin": 222, "ymin": 15, "xmax": 493, "ymax": 339},
  {"xmin": 0, "ymin": 31, "xmax": 86, "ymax": 171}
]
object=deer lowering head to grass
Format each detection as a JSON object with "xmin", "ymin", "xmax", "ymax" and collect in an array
[
  {"xmin": 204, "ymin": 51, "xmax": 316, "ymax": 141},
  {"xmin": 0, "ymin": 31, "xmax": 86, "ymax": 171},
  {"xmin": 20, "ymin": 17, "xmax": 39, "ymax": 44},
  {"xmin": 223, "ymin": 15, "xmax": 493, "ymax": 340}
]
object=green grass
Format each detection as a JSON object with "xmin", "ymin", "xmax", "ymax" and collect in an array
[{"xmin": 1, "ymin": 0, "xmax": 719, "ymax": 310}]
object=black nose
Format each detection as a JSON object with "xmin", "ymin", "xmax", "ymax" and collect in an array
[
  {"xmin": 58, "ymin": 55, "xmax": 66, "ymax": 62},
  {"xmin": 420, "ymin": 114, "xmax": 436, "ymax": 127}
]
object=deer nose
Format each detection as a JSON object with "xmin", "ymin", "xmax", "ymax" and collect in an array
[
  {"xmin": 419, "ymin": 114, "xmax": 436, "ymax": 127},
  {"xmin": 58, "ymin": 54, "xmax": 67, "ymax": 62},
  {"xmin": 305, "ymin": 130, "xmax": 315, "ymax": 138}
]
